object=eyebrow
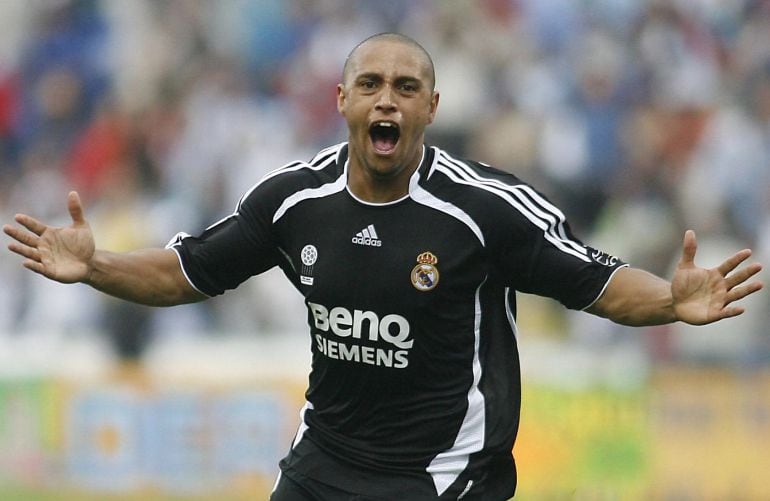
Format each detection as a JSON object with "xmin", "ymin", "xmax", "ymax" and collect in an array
[
  {"xmin": 355, "ymin": 72, "xmax": 383, "ymax": 83},
  {"xmin": 395, "ymin": 76, "xmax": 422, "ymax": 88},
  {"xmin": 354, "ymin": 73, "xmax": 423, "ymax": 87}
]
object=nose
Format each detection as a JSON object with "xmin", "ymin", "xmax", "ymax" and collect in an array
[{"xmin": 375, "ymin": 86, "xmax": 397, "ymax": 112}]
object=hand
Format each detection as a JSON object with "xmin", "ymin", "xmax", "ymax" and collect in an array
[
  {"xmin": 3, "ymin": 191, "xmax": 95, "ymax": 284},
  {"xmin": 672, "ymin": 230, "xmax": 764, "ymax": 325}
]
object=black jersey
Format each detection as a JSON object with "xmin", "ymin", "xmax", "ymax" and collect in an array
[{"xmin": 168, "ymin": 143, "xmax": 627, "ymax": 499}]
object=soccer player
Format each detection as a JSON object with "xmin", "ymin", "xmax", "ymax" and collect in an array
[{"xmin": 3, "ymin": 33, "xmax": 764, "ymax": 500}]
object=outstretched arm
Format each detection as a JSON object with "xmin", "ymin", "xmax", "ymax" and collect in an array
[
  {"xmin": 587, "ymin": 230, "xmax": 764, "ymax": 326},
  {"xmin": 3, "ymin": 191, "xmax": 206, "ymax": 306}
]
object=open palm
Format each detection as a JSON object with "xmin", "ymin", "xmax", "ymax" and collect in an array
[
  {"xmin": 3, "ymin": 191, "xmax": 95, "ymax": 284},
  {"xmin": 672, "ymin": 230, "xmax": 763, "ymax": 325}
]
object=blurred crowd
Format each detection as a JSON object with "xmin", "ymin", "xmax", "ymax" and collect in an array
[{"xmin": 0, "ymin": 0, "xmax": 768, "ymax": 365}]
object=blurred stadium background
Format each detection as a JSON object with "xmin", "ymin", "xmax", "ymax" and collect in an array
[{"xmin": 1, "ymin": 0, "xmax": 769, "ymax": 499}]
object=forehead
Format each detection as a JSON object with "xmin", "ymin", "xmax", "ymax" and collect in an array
[{"xmin": 346, "ymin": 40, "xmax": 430, "ymax": 81}]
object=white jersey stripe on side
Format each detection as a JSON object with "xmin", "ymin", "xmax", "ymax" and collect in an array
[
  {"xmin": 504, "ymin": 287, "xmax": 518, "ymax": 340},
  {"xmin": 434, "ymin": 160, "xmax": 589, "ymax": 262},
  {"xmin": 291, "ymin": 401, "xmax": 313, "ymax": 449},
  {"xmin": 271, "ymin": 471, "xmax": 282, "ymax": 494},
  {"xmin": 427, "ymin": 278, "xmax": 487, "ymax": 495},
  {"xmin": 437, "ymin": 151, "xmax": 587, "ymax": 258}
]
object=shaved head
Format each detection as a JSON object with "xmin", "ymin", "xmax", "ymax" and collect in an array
[{"xmin": 342, "ymin": 33, "xmax": 436, "ymax": 91}]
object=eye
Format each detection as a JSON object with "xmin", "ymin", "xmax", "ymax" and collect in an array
[
  {"xmin": 399, "ymin": 82, "xmax": 418, "ymax": 93},
  {"xmin": 360, "ymin": 80, "xmax": 377, "ymax": 89}
]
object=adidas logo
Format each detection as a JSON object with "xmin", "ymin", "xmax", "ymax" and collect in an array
[{"xmin": 351, "ymin": 224, "xmax": 382, "ymax": 247}]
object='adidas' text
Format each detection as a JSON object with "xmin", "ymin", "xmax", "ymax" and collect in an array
[{"xmin": 352, "ymin": 224, "xmax": 382, "ymax": 247}]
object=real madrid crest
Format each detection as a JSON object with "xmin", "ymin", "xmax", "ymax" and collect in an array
[{"xmin": 411, "ymin": 251, "xmax": 439, "ymax": 291}]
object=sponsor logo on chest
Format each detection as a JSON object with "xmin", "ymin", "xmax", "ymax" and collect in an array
[{"xmin": 308, "ymin": 302, "xmax": 412, "ymax": 369}]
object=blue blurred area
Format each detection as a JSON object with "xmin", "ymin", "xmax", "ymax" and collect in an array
[{"xmin": 1, "ymin": 0, "xmax": 767, "ymax": 365}]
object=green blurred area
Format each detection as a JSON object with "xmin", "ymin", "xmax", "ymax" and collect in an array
[
  {"xmin": 2, "ymin": 367, "xmax": 769, "ymax": 500},
  {"xmin": 0, "ymin": 487, "xmax": 260, "ymax": 501},
  {"xmin": 514, "ymin": 369, "xmax": 770, "ymax": 500}
]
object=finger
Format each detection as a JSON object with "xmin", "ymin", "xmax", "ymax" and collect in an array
[
  {"xmin": 717, "ymin": 249, "xmax": 753, "ymax": 277},
  {"xmin": 725, "ymin": 262, "xmax": 763, "ymax": 289},
  {"xmin": 13, "ymin": 213, "xmax": 48, "ymax": 237},
  {"xmin": 725, "ymin": 280, "xmax": 764, "ymax": 305},
  {"xmin": 8, "ymin": 241, "xmax": 41, "ymax": 262},
  {"xmin": 67, "ymin": 191, "xmax": 86, "ymax": 225},
  {"xmin": 3, "ymin": 223, "xmax": 18, "ymax": 238},
  {"xmin": 678, "ymin": 230, "xmax": 697, "ymax": 267},
  {"xmin": 717, "ymin": 305, "xmax": 745, "ymax": 321},
  {"xmin": 22, "ymin": 258, "xmax": 48, "ymax": 277},
  {"xmin": 3, "ymin": 223, "xmax": 41, "ymax": 248}
]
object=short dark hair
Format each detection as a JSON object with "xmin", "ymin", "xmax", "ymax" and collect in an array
[{"xmin": 342, "ymin": 33, "xmax": 436, "ymax": 90}]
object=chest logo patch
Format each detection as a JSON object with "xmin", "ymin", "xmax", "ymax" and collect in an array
[
  {"xmin": 300, "ymin": 244, "xmax": 318, "ymax": 285},
  {"xmin": 411, "ymin": 251, "xmax": 440, "ymax": 291}
]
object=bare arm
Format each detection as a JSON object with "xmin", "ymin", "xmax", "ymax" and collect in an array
[
  {"xmin": 587, "ymin": 230, "xmax": 763, "ymax": 326},
  {"xmin": 587, "ymin": 267, "xmax": 676, "ymax": 326},
  {"xmin": 84, "ymin": 247, "xmax": 205, "ymax": 306},
  {"xmin": 3, "ymin": 191, "xmax": 205, "ymax": 307}
]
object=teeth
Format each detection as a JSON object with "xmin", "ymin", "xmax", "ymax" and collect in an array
[{"xmin": 376, "ymin": 122, "xmax": 395, "ymax": 128}]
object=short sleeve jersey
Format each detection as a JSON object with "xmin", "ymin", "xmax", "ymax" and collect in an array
[{"xmin": 168, "ymin": 143, "xmax": 627, "ymax": 499}]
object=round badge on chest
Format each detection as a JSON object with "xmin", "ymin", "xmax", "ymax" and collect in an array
[{"xmin": 411, "ymin": 251, "xmax": 439, "ymax": 291}]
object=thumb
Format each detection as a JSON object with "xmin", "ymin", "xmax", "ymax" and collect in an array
[
  {"xmin": 679, "ymin": 229, "xmax": 697, "ymax": 268},
  {"xmin": 67, "ymin": 191, "xmax": 87, "ymax": 225}
]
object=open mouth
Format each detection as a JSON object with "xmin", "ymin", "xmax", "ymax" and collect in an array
[{"xmin": 369, "ymin": 121, "xmax": 400, "ymax": 154}]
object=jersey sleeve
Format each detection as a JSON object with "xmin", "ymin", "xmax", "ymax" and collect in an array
[
  {"xmin": 166, "ymin": 184, "xmax": 281, "ymax": 297},
  {"xmin": 494, "ymin": 187, "xmax": 627, "ymax": 310}
]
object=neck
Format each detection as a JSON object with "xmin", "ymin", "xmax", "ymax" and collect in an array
[{"xmin": 347, "ymin": 145, "xmax": 423, "ymax": 203}]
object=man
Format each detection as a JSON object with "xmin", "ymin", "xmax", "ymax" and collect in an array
[{"xmin": 3, "ymin": 33, "xmax": 764, "ymax": 500}]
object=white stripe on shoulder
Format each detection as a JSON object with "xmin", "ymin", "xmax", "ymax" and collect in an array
[
  {"xmin": 510, "ymin": 184, "xmax": 576, "ymax": 244},
  {"xmin": 410, "ymin": 153, "xmax": 485, "ymax": 246},
  {"xmin": 435, "ymin": 151, "xmax": 590, "ymax": 262},
  {"xmin": 314, "ymin": 142, "xmax": 346, "ymax": 159},
  {"xmin": 229, "ymin": 145, "xmax": 341, "ymax": 217},
  {"xmin": 438, "ymin": 151, "xmax": 585, "ymax": 254},
  {"xmin": 234, "ymin": 161, "xmax": 302, "ymax": 213},
  {"xmin": 184, "ymin": 148, "xmax": 342, "ymax": 238},
  {"xmin": 273, "ymin": 169, "xmax": 346, "ymax": 223}
]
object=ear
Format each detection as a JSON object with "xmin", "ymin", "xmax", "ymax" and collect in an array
[
  {"xmin": 336, "ymin": 83, "xmax": 346, "ymax": 115},
  {"xmin": 426, "ymin": 90, "xmax": 440, "ymax": 125}
]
